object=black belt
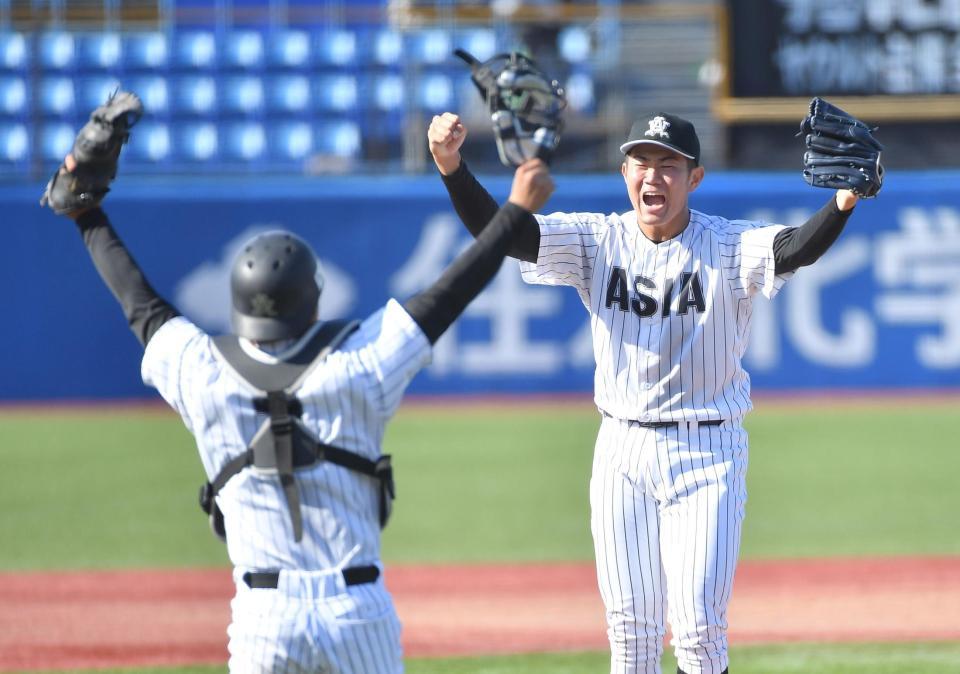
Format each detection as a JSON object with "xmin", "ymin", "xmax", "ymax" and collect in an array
[
  {"xmin": 631, "ymin": 418, "xmax": 724, "ymax": 429},
  {"xmin": 243, "ymin": 564, "xmax": 380, "ymax": 590}
]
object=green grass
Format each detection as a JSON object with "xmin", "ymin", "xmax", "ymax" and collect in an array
[
  {"xmin": 0, "ymin": 400, "xmax": 957, "ymax": 570},
  {"xmin": 10, "ymin": 642, "xmax": 960, "ymax": 673}
]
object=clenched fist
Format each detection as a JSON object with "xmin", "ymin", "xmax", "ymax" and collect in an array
[
  {"xmin": 508, "ymin": 159, "xmax": 554, "ymax": 214},
  {"xmin": 428, "ymin": 112, "xmax": 467, "ymax": 175}
]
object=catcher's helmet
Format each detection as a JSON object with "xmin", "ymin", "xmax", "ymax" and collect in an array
[
  {"xmin": 229, "ymin": 230, "xmax": 323, "ymax": 341},
  {"xmin": 456, "ymin": 49, "xmax": 566, "ymax": 168}
]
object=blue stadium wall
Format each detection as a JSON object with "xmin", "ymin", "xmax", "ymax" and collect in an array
[{"xmin": 6, "ymin": 170, "xmax": 960, "ymax": 400}]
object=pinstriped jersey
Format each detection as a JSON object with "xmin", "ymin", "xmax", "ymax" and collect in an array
[
  {"xmin": 520, "ymin": 209, "xmax": 792, "ymax": 422},
  {"xmin": 141, "ymin": 299, "xmax": 431, "ymax": 572}
]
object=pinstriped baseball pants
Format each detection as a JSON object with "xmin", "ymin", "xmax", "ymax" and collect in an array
[
  {"xmin": 227, "ymin": 567, "xmax": 403, "ymax": 674},
  {"xmin": 590, "ymin": 416, "xmax": 748, "ymax": 674}
]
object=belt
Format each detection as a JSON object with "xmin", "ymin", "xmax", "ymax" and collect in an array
[
  {"xmin": 631, "ymin": 419, "xmax": 724, "ymax": 429},
  {"xmin": 243, "ymin": 564, "xmax": 380, "ymax": 590}
]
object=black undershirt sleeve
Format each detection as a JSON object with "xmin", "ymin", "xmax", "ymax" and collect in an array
[
  {"xmin": 440, "ymin": 160, "xmax": 540, "ymax": 263},
  {"xmin": 773, "ymin": 196, "xmax": 855, "ymax": 275},
  {"xmin": 74, "ymin": 208, "xmax": 179, "ymax": 347},
  {"xmin": 404, "ymin": 201, "xmax": 530, "ymax": 345}
]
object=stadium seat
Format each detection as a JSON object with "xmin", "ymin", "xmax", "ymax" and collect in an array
[
  {"xmin": 373, "ymin": 30, "xmax": 403, "ymax": 66},
  {"xmin": 314, "ymin": 74, "xmax": 357, "ymax": 112},
  {"xmin": 0, "ymin": 123, "xmax": 29, "ymax": 162},
  {"xmin": 565, "ymin": 70, "xmax": 596, "ymax": 113},
  {"xmin": 457, "ymin": 28, "xmax": 497, "ymax": 63},
  {"xmin": 222, "ymin": 76, "xmax": 264, "ymax": 114},
  {"xmin": 271, "ymin": 121, "xmax": 313, "ymax": 161},
  {"xmin": 39, "ymin": 77, "xmax": 76, "ymax": 116},
  {"xmin": 0, "ymin": 77, "xmax": 27, "ymax": 116},
  {"xmin": 558, "ymin": 26, "xmax": 591, "ymax": 63},
  {"xmin": 372, "ymin": 74, "xmax": 404, "ymax": 111},
  {"xmin": 315, "ymin": 29, "xmax": 356, "ymax": 67},
  {"xmin": 223, "ymin": 31, "xmax": 265, "ymax": 69},
  {"xmin": 177, "ymin": 122, "xmax": 219, "ymax": 161},
  {"xmin": 39, "ymin": 32, "xmax": 76, "ymax": 70},
  {"xmin": 78, "ymin": 33, "xmax": 122, "ymax": 70},
  {"xmin": 78, "ymin": 76, "xmax": 124, "ymax": 111},
  {"xmin": 315, "ymin": 120, "xmax": 360, "ymax": 158},
  {"xmin": 127, "ymin": 122, "xmax": 171, "ymax": 162},
  {"xmin": 174, "ymin": 76, "xmax": 218, "ymax": 115},
  {"xmin": 225, "ymin": 122, "xmax": 266, "ymax": 160},
  {"xmin": 41, "ymin": 122, "xmax": 77, "ymax": 160},
  {"xmin": 124, "ymin": 32, "xmax": 168, "ymax": 70},
  {"xmin": 417, "ymin": 73, "xmax": 453, "ymax": 110},
  {"xmin": 0, "ymin": 32, "xmax": 29, "ymax": 71},
  {"xmin": 410, "ymin": 29, "xmax": 451, "ymax": 65},
  {"xmin": 175, "ymin": 31, "xmax": 217, "ymax": 69},
  {"xmin": 269, "ymin": 30, "xmax": 311, "ymax": 68},
  {"xmin": 128, "ymin": 76, "xmax": 169, "ymax": 115},
  {"xmin": 268, "ymin": 75, "xmax": 311, "ymax": 113}
]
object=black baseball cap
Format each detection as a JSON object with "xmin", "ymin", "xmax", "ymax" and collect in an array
[{"xmin": 620, "ymin": 113, "xmax": 701, "ymax": 165}]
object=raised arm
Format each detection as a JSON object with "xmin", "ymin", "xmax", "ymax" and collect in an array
[
  {"xmin": 773, "ymin": 189, "xmax": 858, "ymax": 274},
  {"xmin": 428, "ymin": 112, "xmax": 540, "ymax": 263},
  {"xmin": 404, "ymin": 159, "xmax": 553, "ymax": 344},
  {"xmin": 70, "ymin": 205, "xmax": 179, "ymax": 346}
]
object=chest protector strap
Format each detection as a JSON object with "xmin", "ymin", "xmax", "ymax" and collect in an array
[{"xmin": 201, "ymin": 319, "xmax": 396, "ymax": 544}]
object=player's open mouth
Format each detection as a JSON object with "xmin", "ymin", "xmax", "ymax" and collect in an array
[{"xmin": 642, "ymin": 193, "xmax": 666, "ymax": 207}]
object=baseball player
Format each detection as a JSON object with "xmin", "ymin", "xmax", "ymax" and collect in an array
[
  {"xmin": 428, "ymin": 103, "xmax": 882, "ymax": 674},
  {"xmin": 43, "ymin": 92, "xmax": 555, "ymax": 673}
]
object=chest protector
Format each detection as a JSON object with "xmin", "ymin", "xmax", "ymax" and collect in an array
[{"xmin": 200, "ymin": 319, "xmax": 395, "ymax": 543}]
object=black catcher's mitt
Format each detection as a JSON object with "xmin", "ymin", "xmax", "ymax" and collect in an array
[
  {"xmin": 40, "ymin": 90, "xmax": 143, "ymax": 215},
  {"xmin": 799, "ymin": 97, "xmax": 884, "ymax": 198}
]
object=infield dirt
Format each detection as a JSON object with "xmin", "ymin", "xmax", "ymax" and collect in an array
[{"xmin": 0, "ymin": 557, "xmax": 958, "ymax": 671}]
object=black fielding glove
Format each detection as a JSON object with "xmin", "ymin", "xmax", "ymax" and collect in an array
[{"xmin": 799, "ymin": 97, "xmax": 884, "ymax": 199}]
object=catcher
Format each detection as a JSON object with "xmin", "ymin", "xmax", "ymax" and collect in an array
[
  {"xmin": 42, "ymin": 91, "xmax": 554, "ymax": 672},
  {"xmin": 430, "ymin": 90, "xmax": 882, "ymax": 674}
]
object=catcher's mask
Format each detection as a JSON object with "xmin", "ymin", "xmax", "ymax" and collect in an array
[
  {"xmin": 230, "ymin": 230, "xmax": 323, "ymax": 342},
  {"xmin": 455, "ymin": 49, "xmax": 566, "ymax": 168}
]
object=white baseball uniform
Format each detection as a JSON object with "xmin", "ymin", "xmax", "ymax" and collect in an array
[
  {"xmin": 142, "ymin": 299, "xmax": 431, "ymax": 674},
  {"xmin": 520, "ymin": 208, "xmax": 791, "ymax": 674}
]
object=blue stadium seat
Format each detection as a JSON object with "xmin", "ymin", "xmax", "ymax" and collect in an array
[
  {"xmin": 267, "ymin": 75, "xmax": 310, "ymax": 113},
  {"xmin": 223, "ymin": 31, "xmax": 265, "ymax": 70},
  {"xmin": 175, "ymin": 31, "xmax": 217, "ymax": 70},
  {"xmin": 565, "ymin": 70, "xmax": 596, "ymax": 113},
  {"xmin": 314, "ymin": 29, "xmax": 356, "ymax": 67},
  {"xmin": 78, "ymin": 76, "xmax": 123, "ymax": 111},
  {"xmin": 410, "ymin": 29, "xmax": 451, "ymax": 65},
  {"xmin": 270, "ymin": 121, "xmax": 313, "ymax": 161},
  {"xmin": 0, "ymin": 33, "xmax": 29, "ymax": 71},
  {"xmin": 224, "ymin": 122, "xmax": 266, "ymax": 160},
  {"xmin": 128, "ymin": 76, "xmax": 169, "ymax": 115},
  {"xmin": 315, "ymin": 120, "xmax": 360, "ymax": 158},
  {"xmin": 41, "ymin": 122, "xmax": 77, "ymax": 160},
  {"xmin": 39, "ymin": 32, "xmax": 76, "ymax": 70},
  {"xmin": 372, "ymin": 30, "xmax": 403, "ymax": 66},
  {"xmin": 0, "ymin": 123, "xmax": 29, "ymax": 162},
  {"xmin": 222, "ymin": 76, "xmax": 264, "ymax": 114},
  {"xmin": 39, "ymin": 77, "xmax": 76, "ymax": 116},
  {"xmin": 173, "ymin": 76, "xmax": 218, "ymax": 115},
  {"xmin": 126, "ymin": 122, "xmax": 171, "ymax": 162},
  {"xmin": 176, "ymin": 122, "xmax": 219, "ymax": 161},
  {"xmin": 78, "ymin": 33, "xmax": 122, "ymax": 70},
  {"xmin": 417, "ymin": 73, "xmax": 453, "ymax": 110},
  {"xmin": 0, "ymin": 77, "xmax": 27, "ymax": 116},
  {"xmin": 269, "ymin": 30, "xmax": 311, "ymax": 68},
  {"xmin": 372, "ymin": 74, "xmax": 404, "ymax": 111},
  {"xmin": 124, "ymin": 32, "xmax": 168, "ymax": 70},
  {"xmin": 314, "ymin": 74, "xmax": 357, "ymax": 112},
  {"xmin": 558, "ymin": 26, "xmax": 591, "ymax": 63},
  {"xmin": 457, "ymin": 28, "xmax": 497, "ymax": 63}
]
